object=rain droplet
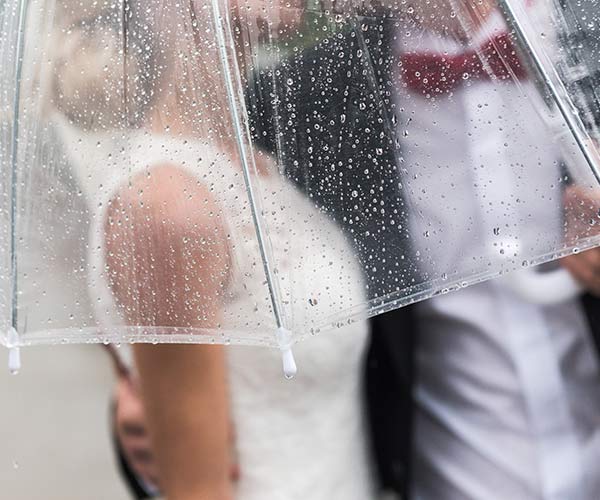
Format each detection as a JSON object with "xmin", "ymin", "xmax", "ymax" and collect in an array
[{"xmin": 493, "ymin": 227, "xmax": 500, "ymax": 236}]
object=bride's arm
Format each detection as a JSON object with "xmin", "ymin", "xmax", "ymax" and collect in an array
[
  {"xmin": 104, "ymin": 164, "xmax": 233, "ymax": 500},
  {"xmin": 133, "ymin": 344, "xmax": 231, "ymax": 500}
]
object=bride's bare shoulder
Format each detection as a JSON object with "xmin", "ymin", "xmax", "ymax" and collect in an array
[{"xmin": 103, "ymin": 162, "xmax": 231, "ymax": 289}]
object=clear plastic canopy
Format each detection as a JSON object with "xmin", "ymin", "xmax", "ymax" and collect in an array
[{"xmin": 2, "ymin": 0, "xmax": 600, "ymax": 365}]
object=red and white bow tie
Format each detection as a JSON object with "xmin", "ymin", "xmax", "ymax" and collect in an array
[{"xmin": 399, "ymin": 32, "xmax": 528, "ymax": 96}]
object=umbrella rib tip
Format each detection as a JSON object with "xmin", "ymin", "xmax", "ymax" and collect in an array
[
  {"xmin": 281, "ymin": 347, "xmax": 297, "ymax": 380},
  {"xmin": 276, "ymin": 326, "xmax": 297, "ymax": 379},
  {"xmin": 7, "ymin": 328, "xmax": 20, "ymax": 375}
]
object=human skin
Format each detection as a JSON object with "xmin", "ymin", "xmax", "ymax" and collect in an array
[{"xmin": 561, "ymin": 185, "xmax": 600, "ymax": 297}]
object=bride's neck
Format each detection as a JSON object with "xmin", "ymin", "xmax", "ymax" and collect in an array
[
  {"xmin": 146, "ymin": 90, "xmax": 272, "ymax": 177},
  {"xmin": 148, "ymin": 87, "xmax": 232, "ymax": 138}
]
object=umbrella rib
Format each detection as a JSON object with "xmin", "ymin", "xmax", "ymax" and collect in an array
[
  {"xmin": 9, "ymin": 0, "xmax": 30, "ymax": 335},
  {"xmin": 209, "ymin": 0, "xmax": 297, "ymax": 376},
  {"xmin": 207, "ymin": 0, "xmax": 293, "ymax": 327},
  {"xmin": 5, "ymin": 0, "xmax": 30, "ymax": 371}
]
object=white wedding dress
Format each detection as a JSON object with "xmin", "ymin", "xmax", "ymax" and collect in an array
[{"xmin": 56, "ymin": 120, "xmax": 375, "ymax": 500}]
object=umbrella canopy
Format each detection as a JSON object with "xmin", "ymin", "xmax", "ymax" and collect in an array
[{"xmin": 1, "ymin": 0, "xmax": 600, "ymax": 374}]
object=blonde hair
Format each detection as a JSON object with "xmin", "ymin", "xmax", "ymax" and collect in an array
[
  {"xmin": 52, "ymin": 23, "xmax": 147, "ymax": 130},
  {"xmin": 50, "ymin": 0, "xmax": 166, "ymax": 131},
  {"xmin": 50, "ymin": 0, "xmax": 232, "ymax": 137}
]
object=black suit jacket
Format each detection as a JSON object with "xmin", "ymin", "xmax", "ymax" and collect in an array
[{"xmin": 116, "ymin": 21, "xmax": 600, "ymax": 500}]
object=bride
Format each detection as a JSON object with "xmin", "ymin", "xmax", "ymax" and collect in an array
[{"xmin": 51, "ymin": 0, "xmax": 374, "ymax": 498}]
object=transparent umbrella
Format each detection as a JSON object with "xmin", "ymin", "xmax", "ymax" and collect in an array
[{"xmin": 1, "ymin": 0, "xmax": 600, "ymax": 375}]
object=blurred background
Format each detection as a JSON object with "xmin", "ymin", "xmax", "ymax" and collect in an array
[{"xmin": 0, "ymin": 345, "xmax": 131, "ymax": 499}]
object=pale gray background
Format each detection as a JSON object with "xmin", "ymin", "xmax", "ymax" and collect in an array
[{"xmin": 0, "ymin": 345, "xmax": 131, "ymax": 499}]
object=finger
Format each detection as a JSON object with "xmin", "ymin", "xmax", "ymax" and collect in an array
[
  {"xmin": 130, "ymin": 447, "xmax": 155, "ymax": 465},
  {"xmin": 586, "ymin": 249, "xmax": 600, "ymax": 275},
  {"xmin": 567, "ymin": 250, "xmax": 600, "ymax": 277},
  {"xmin": 134, "ymin": 460, "xmax": 161, "ymax": 489},
  {"xmin": 122, "ymin": 442, "xmax": 158, "ymax": 482},
  {"xmin": 116, "ymin": 385, "xmax": 149, "ymax": 438},
  {"xmin": 120, "ymin": 421, "xmax": 147, "ymax": 438},
  {"xmin": 230, "ymin": 462, "xmax": 241, "ymax": 482},
  {"xmin": 562, "ymin": 256, "xmax": 600, "ymax": 296},
  {"xmin": 132, "ymin": 462, "xmax": 160, "ymax": 490},
  {"xmin": 120, "ymin": 435, "xmax": 153, "ymax": 458},
  {"xmin": 562, "ymin": 255, "xmax": 592, "ymax": 284}
]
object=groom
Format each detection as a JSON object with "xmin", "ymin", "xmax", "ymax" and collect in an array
[
  {"xmin": 248, "ymin": 14, "xmax": 600, "ymax": 499},
  {"xmin": 112, "ymin": 9, "xmax": 600, "ymax": 500}
]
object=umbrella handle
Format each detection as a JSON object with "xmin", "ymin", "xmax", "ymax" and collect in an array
[{"xmin": 502, "ymin": 267, "xmax": 583, "ymax": 305}]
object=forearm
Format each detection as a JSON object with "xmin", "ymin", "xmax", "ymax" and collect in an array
[{"xmin": 134, "ymin": 344, "xmax": 232, "ymax": 500}]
